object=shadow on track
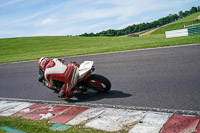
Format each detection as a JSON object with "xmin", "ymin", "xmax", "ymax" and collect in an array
[{"xmin": 65, "ymin": 90, "xmax": 132, "ymax": 103}]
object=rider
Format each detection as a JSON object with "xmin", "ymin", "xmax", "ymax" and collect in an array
[{"xmin": 38, "ymin": 57, "xmax": 79, "ymax": 98}]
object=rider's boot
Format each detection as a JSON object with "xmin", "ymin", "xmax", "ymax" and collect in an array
[
  {"xmin": 58, "ymin": 91, "xmax": 65, "ymax": 97},
  {"xmin": 60, "ymin": 91, "xmax": 73, "ymax": 100},
  {"xmin": 58, "ymin": 84, "xmax": 74, "ymax": 99}
]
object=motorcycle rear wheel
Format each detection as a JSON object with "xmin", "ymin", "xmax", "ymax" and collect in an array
[{"xmin": 86, "ymin": 74, "xmax": 111, "ymax": 93}]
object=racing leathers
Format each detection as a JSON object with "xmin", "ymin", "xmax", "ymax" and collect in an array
[{"xmin": 38, "ymin": 58, "xmax": 79, "ymax": 97}]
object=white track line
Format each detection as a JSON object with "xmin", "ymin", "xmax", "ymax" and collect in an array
[{"xmin": 0, "ymin": 97, "xmax": 199, "ymax": 116}]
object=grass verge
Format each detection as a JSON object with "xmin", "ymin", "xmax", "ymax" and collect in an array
[
  {"xmin": 0, "ymin": 35, "xmax": 200, "ymax": 63},
  {"xmin": 0, "ymin": 116, "xmax": 121, "ymax": 133}
]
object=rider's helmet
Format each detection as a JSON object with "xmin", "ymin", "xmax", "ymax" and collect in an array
[{"xmin": 38, "ymin": 57, "xmax": 50, "ymax": 72}]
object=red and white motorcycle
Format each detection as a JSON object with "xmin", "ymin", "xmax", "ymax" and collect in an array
[{"xmin": 49, "ymin": 61, "xmax": 111, "ymax": 96}]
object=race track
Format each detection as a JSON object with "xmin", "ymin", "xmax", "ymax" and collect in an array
[{"xmin": 0, "ymin": 44, "xmax": 200, "ymax": 111}]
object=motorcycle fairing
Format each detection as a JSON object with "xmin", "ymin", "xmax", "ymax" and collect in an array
[{"xmin": 79, "ymin": 61, "xmax": 94, "ymax": 79}]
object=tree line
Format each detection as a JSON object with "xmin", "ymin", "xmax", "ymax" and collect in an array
[{"xmin": 79, "ymin": 6, "xmax": 200, "ymax": 37}]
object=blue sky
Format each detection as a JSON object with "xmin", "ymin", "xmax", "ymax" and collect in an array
[{"xmin": 0, "ymin": 0, "xmax": 199, "ymax": 38}]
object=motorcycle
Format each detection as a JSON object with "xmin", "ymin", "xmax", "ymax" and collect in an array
[{"xmin": 43, "ymin": 61, "xmax": 111, "ymax": 97}]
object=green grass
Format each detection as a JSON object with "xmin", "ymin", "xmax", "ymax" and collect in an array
[
  {"xmin": 0, "ymin": 35, "xmax": 200, "ymax": 63},
  {"xmin": 151, "ymin": 12, "xmax": 200, "ymax": 35},
  {"xmin": 0, "ymin": 116, "xmax": 118, "ymax": 133}
]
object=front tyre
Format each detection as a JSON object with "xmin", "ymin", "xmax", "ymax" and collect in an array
[{"xmin": 86, "ymin": 74, "xmax": 111, "ymax": 93}]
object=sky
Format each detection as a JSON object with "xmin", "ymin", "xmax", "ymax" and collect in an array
[{"xmin": 0, "ymin": 0, "xmax": 199, "ymax": 38}]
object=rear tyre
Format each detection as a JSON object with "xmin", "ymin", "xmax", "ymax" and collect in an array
[{"xmin": 86, "ymin": 74, "xmax": 111, "ymax": 93}]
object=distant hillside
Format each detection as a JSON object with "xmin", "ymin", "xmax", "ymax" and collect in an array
[
  {"xmin": 151, "ymin": 12, "xmax": 200, "ymax": 35},
  {"xmin": 80, "ymin": 6, "xmax": 200, "ymax": 37}
]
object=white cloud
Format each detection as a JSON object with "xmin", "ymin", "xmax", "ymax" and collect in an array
[
  {"xmin": 0, "ymin": 6, "xmax": 60, "ymax": 27},
  {"xmin": 40, "ymin": 18, "xmax": 57, "ymax": 25},
  {"xmin": 0, "ymin": 0, "xmax": 25, "ymax": 8},
  {"xmin": 66, "ymin": 0, "xmax": 170, "ymax": 24}
]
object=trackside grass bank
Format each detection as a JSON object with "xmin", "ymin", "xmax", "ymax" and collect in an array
[
  {"xmin": 0, "ymin": 116, "xmax": 113, "ymax": 133},
  {"xmin": 0, "ymin": 35, "xmax": 200, "ymax": 63},
  {"xmin": 151, "ymin": 12, "xmax": 200, "ymax": 35}
]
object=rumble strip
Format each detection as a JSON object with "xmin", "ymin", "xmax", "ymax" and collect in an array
[{"xmin": 0, "ymin": 100, "xmax": 199, "ymax": 132}]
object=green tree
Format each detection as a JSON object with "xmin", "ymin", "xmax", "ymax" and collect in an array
[
  {"xmin": 183, "ymin": 10, "xmax": 190, "ymax": 17},
  {"xmin": 198, "ymin": 6, "xmax": 200, "ymax": 11},
  {"xmin": 179, "ymin": 11, "xmax": 183, "ymax": 18},
  {"xmin": 190, "ymin": 7, "xmax": 198, "ymax": 13}
]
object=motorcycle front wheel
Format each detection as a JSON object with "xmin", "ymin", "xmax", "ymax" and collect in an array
[{"xmin": 86, "ymin": 74, "xmax": 111, "ymax": 93}]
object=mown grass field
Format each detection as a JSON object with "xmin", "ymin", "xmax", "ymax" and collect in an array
[{"xmin": 0, "ymin": 35, "xmax": 200, "ymax": 63}]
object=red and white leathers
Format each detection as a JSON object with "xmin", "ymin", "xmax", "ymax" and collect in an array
[{"xmin": 44, "ymin": 58, "xmax": 79, "ymax": 97}]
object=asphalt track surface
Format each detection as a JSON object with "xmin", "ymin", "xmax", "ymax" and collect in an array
[{"xmin": 0, "ymin": 44, "xmax": 200, "ymax": 111}]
